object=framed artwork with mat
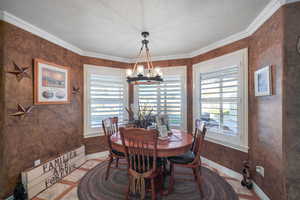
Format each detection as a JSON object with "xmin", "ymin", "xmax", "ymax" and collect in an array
[{"xmin": 34, "ymin": 59, "xmax": 71, "ymax": 104}]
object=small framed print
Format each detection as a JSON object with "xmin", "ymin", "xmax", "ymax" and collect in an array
[
  {"xmin": 297, "ymin": 36, "xmax": 300, "ymax": 55},
  {"xmin": 254, "ymin": 65, "xmax": 272, "ymax": 96},
  {"xmin": 34, "ymin": 59, "xmax": 71, "ymax": 104},
  {"xmin": 156, "ymin": 114, "xmax": 171, "ymax": 138}
]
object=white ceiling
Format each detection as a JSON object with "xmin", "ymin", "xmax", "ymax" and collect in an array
[{"xmin": 0, "ymin": 0, "xmax": 271, "ymax": 59}]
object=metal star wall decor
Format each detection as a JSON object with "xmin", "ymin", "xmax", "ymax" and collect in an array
[
  {"xmin": 7, "ymin": 61, "xmax": 30, "ymax": 81},
  {"xmin": 297, "ymin": 36, "xmax": 300, "ymax": 55},
  {"xmin": 9, "ymin": 104, "xmax": 34, "ymax": 118},
  {"xmin": 72, "ymin": 86, "xmax": 80, "ymax": 94}
]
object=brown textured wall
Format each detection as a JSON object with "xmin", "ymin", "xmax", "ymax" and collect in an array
[
  {"xmin": 83, "ymin": 56, "xmax": 129, "ymax": 69},
  {"xmin": 0, "ymin": 21, "xmax": 131, "ymax": 198},
  {"xmin": 283, "ymin": 2, "xmax": 300, "ymax": 200},
  {"xmin": 192, "ymin": 38, "xmax": 250, "ymax": 64},
  {"xmin": 0, "ymin": 21, "xmax": 84, "ymax": 198},
  {"xmin": 0, "ymin": 20, "xmax": 6, "ymax": 197},
  {"xmin": 249, "ymin": 8, "xmax": 285, "ymax": 200}
]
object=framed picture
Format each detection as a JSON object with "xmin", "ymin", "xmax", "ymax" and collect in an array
[
  {"xmin": 254, "ymin": 65, "xmax": 272, "ymax": 96},
  {"xmin": 297, "ymin": 36, "xmax": 300, "ymax": 55},
  {"xmin": 34, "ymin": 59, "xmax": 71, "ymax": 104},
  {"xmin": 155, "ymin": 114, "xmax": 171, "ymax": 138}
]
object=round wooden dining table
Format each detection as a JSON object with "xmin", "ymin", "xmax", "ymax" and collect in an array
[{"xmin": 110, "ymin": 129, "xmax": 193, "ymax": 157}]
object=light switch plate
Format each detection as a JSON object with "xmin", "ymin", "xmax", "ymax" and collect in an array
[{"xmin": 34, "ymin": 159, "xmax": 41, "ymax": 167}]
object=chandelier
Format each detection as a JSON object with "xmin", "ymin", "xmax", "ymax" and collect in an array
[{"xmin": 126, "ymin": 32, "xmax": 163, "ymax": 85}]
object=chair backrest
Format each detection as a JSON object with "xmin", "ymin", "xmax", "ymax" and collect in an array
[
  {"xmin": 102, "ymin": 117, "xmax": 118, "ymax": 154},
  {"xmin": 119, "ymin": 127, "xmax": 159, "ymax": 174},
  {"xmin": 191, "ymin": 120, "xmax": 207, "ymax": 165},
  {"xmin": 191, "ymin": 119, "xmax": 202, "ymax": 150}
]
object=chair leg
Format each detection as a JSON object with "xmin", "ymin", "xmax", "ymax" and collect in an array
[
  {"xmin": 160, "ymin": 170, "xmax": 164, "ymax": 196},
  {"xmin": 168, "ymin": 162, "xmax": 175, "ymax": 194},
  {"xmin": 151, "ymin": 178, "xmax": 157, "ymax": 200},
  {"xmin": 105, "ymin": 156, "xmax": 113, "ymax": 180},
  {"xmin": 115, "ymin": 158, "xmax": 119, "ymax": 168},
  {"xmin": 163, "ymin": 159, "xmax": 167, "ymax": 175},
  {"xmin": 125, "ymin": 176, "xmax": 131, "ymax": 200},
  {"xmin": 194, "ymin": 166, "xmax": 204, "ymax": 198},
  {"xmin": 192, "ymin": 168, "xmax": 197, "ymax": 181}
]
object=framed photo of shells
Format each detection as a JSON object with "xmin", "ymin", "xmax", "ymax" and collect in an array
[{"xmin": 34, "ymin": 59, "xmax": 71, "ymax": 104}]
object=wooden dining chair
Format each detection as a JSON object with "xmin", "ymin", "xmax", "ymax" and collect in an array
[
  {"xmin": 119, "ymin": 127, "xmax": 162, "ymax": 200},
  {"xmin": 191, "ymin": 119, "xmax": 202, "ymax": 150},
  {"xmin": 102, "ymin": 117, "xmax": 125, "ymax": 180},
  {"xmin": 167, "ymin": 120, "xmax": 207, "ymax": 197}
]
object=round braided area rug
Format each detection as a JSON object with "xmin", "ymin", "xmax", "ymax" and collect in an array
[{"xmin": 78, "ymin": 161, "xmax": 238, "ymax": 200}]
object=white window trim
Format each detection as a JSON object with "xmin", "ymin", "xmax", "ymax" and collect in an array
[
  {"xmin": 84, "ymin": 64, "xmax": 128, "ymax": 138},
  {"xmin": 134, "ymin": 66, "xmax": 187, "ymax": 132},
  {"xmin": 193, "ymin": 49, "xmax": 249, "ymax": 153}
]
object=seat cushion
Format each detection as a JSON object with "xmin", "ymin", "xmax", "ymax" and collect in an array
[
  {"xmin": 111, "ymin": 149, "xmax": 125, "ymax": 157},
  {"xmin": 168, "ymin": 150, "xmax": 195, "ymax": 164}
]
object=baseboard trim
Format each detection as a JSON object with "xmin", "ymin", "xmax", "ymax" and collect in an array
[
  {"xmin": 86, "ymin": 151, "xmax": 109, "ymax": 160},
  {"xmin": 5, "ymin": 195, "xmax": 14, "ymax": 200},
  {"xmin": 253, "ymin": 182, "xmax": 271, "ymax": 200},
  {"xmin": 201, "ymin": 156, "xmax": 270, "ymax": 200},
  {"xmin": 201, "ymin": 156, "xmax": 243, "ymax": 180}
]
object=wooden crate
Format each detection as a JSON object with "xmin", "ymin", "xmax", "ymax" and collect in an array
[{"xmin": 21, "ymin": 145, "xmax": 86, "ymax": 199}]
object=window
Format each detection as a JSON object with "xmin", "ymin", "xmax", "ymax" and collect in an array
[
  {"xmin": 84, "ymin": 65, "xmax": 127, "ymax": 138},
  {"xmin": 199, "ymin": 66, "xmax": 239, "ymax": 136},
  {"xmin": 193, "ymin": 49, "xmax": 248, "ymax": 152},
  {"xmin": 135, "ymin": 66, "xmax": 187, "ymax": 130}
]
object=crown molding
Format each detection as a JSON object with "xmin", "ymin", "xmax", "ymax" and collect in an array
[
  {"xmin": 282, "ymin": 0, "xmax": 300, "ymax": 4},
  {"xmin": 0, "ymin": 0, "xmax": 293, "ymax": 63},
  {"xmin": 246, "ymin": 0, "xmax": 282, "ymax": 36},
  {"xmin": 0, "ymin": 11, "xmax": 84, "ymax": 55},
  {"xmin": 0, "ymin": 10, "xmax": 4, "ymax": 20},
  {"xmin": 189, "ymin": 30, "xmax": 250, "ymax": 58},
  {"xmin": 83, "ymin": 51, "xmax": 131, "ymax": 63},
  {"xmin": 141, "ymin": 53, "xmax": 191, "ymax": 62}
]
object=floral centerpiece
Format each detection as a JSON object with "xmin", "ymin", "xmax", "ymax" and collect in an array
[{"xmin": 125, "ymin": 103, "xmax": 156, "ymax": 129}]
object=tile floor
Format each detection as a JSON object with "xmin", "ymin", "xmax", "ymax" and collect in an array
[{"xmin": 32, "ymin": 156, "xmax": 260, "ymax": 200}]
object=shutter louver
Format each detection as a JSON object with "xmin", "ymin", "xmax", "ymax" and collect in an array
[
  {"xmin": 199, "ymin": 66, "xmax": 240, "ymax": 136},
  {"xmin": 137, "ymin": 75, "xmax": 182, "ymax": 128},
  {"xmin": 89, "ymin": 74, "xmax": 125, "ymax": 129}
]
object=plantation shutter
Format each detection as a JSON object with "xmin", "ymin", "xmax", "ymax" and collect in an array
[
  {"xmin": 89, "ymin": 74, "xmax": 125, "ymax": 128},
  {"xmin": 137, "ymin": 74, "xmax": 183, "ymax": 128},
  {"xmin": 199, "ymin": 66, "xmax": 240, "ymax": 136}
]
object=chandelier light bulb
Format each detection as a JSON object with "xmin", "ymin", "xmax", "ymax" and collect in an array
[
  {"xmin": 159, "ymin": 71, "xmax": 163, "ymax": 77},
  {"xmin": 155, "ymin": 67, "xmax": 161, "ymax": 73},
  {"xmin": 126, "ymin": 69, "xmax": 133, "ymax": 77},
  {"xmin": 137, "ymin": 65, "xmax": 144, "ymax": 74}
]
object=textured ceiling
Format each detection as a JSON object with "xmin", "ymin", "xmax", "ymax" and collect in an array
[{"xmin": 0, "ymin": 0, "xmax": 271, "ymax": 58}]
